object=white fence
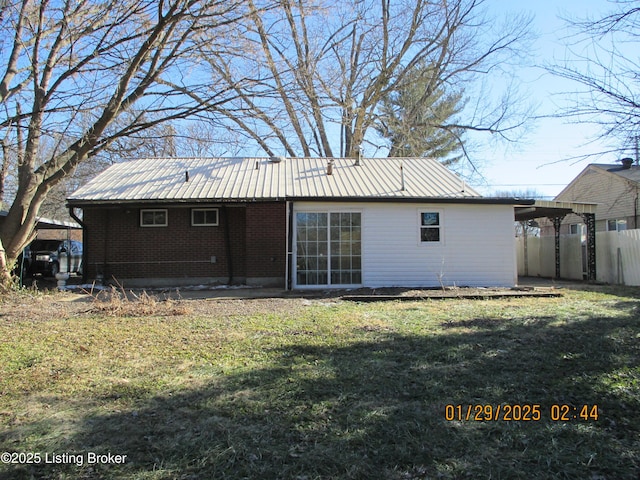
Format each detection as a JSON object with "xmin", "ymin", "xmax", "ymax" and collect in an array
[{"xmin": 517, "ymin": 229, "xmax": 640, "ymax": 285}]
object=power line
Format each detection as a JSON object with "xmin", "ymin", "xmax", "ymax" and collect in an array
[{"xmin": 483, "ymin": 183, "xmax": 567, "ymax": 187}]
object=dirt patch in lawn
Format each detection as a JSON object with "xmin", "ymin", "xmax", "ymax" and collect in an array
[{"xmin": 0, "ymin": 284, "xmax": 564, "ymax": 323}]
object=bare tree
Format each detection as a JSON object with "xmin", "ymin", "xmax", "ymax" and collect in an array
[
  {"xmin": 196, "ymin": 0, "xmax": 533, "ymax": 160},
  {"xmin": 0, "ymin": 0, "xmax": 246, "ymax": 285},
  {"xmin": 548, "ymin": 1, "xmax": 640, "ymax": 159},
  {"xmin": 100, "ymin": 119, "xmax": 241, "ymax": 160},
  {"xmin": 493, "ymin": 188, "xmax": 545, "ymax": 238}
]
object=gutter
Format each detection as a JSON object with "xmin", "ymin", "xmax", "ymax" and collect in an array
[
  {"xmin": 635, "ymin": 185, "xmax": 639, "ymax": 229},
  {"xmin": 221, "ymin": 205, "xmax": 233, "ymax": 285},
  {"xmin": 68, "ymin": 196, "xmax": 536, "ymax": 208},
  {"xmin": 285, "ymin": 196, "xmax": 536, "ymax": 206}
]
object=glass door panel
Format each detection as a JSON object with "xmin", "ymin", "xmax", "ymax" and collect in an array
[
  {"xmin": 296, "ymin": 213, "xmax": 328, "ymax": 286},
  {"xmin": 296, "ymin": 211, "xmax": 361, "ymax": 286}
]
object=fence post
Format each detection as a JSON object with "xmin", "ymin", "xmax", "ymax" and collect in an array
[
  {"xmin": 580, "ymin": 213, "xmax": 596, "ymax": 281},
  {"xmin": 550, "ymin": 215, "xmax": 566, "ymax": 279}
]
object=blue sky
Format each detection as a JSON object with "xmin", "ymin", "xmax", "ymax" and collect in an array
[{"xmin": 474, "ymin": 0, "xmax": 619, "ymax": 198}]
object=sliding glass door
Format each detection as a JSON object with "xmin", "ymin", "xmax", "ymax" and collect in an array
[{"xmin": 296, "ymin": 212, "xmax": 361, "ymax": 287}]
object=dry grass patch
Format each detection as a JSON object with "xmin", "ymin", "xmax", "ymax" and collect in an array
[
  {"xmin": 0, "ymin": 286, "xmax": 639, "ymax": 479},
  {"xmin": 86, "ymin": 286, "xmax": 193, "ymax": 317}
]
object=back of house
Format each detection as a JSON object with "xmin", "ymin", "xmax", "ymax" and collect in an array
[{"xmin": 68, "ymin": 157, "xmax": 525, "ymax": 289}]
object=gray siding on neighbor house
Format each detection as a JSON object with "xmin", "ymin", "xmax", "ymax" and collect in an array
[
  {"xmin": 541, "ymin": 165, "xmax": 640, "ymax": 234},
  {"xmin": 558, "ymin": 166, "xmax": 639, "ymax": 224}
]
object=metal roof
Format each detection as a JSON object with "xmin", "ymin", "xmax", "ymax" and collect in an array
[
  {"xmin": 0, "ymin": 210, "xmax": 81, "ymax": 229},
  {"xmin": 67, "ymin": 157, "xmax": 485, "ymax": 205},
  {"xmin": 514, "ymin": 200, "xmax": 598, "ymax": 221}
]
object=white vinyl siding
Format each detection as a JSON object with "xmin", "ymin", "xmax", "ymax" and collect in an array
[{"xmin": 293, "ymin": 202, "xmax": 516, "ymax": 288}]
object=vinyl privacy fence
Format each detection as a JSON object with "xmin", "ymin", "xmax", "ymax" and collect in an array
[{"xmin": 516, "ymin": 229, "xmax": 640, "ymax": 286}]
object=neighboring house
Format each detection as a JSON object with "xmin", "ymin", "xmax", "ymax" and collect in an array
[
  {"xmin": 541, "ymin": 159, "xmax": 640, "ymax": 236},
  {"xmin": 67, "ymin": 157, "xmax": 530, "ymax": 289}
]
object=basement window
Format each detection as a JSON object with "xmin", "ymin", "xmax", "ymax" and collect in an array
[
  {"xmin": 140, "ymin": 209, "xmax": 168, "ymax": 227},
  {"xmin": 192, "ymin": 208, "xmax": 219, "ymax": 226},
  {"xmin": 420, "ymin": 212, "xmax": 441, "ymax": 242}
]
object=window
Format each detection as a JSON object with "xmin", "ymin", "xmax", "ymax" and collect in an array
[
  {"xmin": 192, "ymin": 208, "xmax": 219, "ymax": 226},
  {"xmin": 607, "ymin": 219, "xmax": 627, "ymax": 232},
  {"xmin": 569, "ymin": 223, "xmax": 584, "ymax": 235},
  {"xmin": 420, "ymin": 212, "xmax": 440, "ymax": 242},
  {"xmin": 140, "ymin": 209, "xmax": 167, "ymax": 227}
]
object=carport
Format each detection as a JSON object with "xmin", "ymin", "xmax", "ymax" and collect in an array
[
  {"xmin": 0, "ymin": 210, "xmax": 81, "ymax": 233},
  {"xmin": 0, "ymin": 211, "xmax": 82, "ymax": 285},
  {"xmin": 515, "ymin": 200, "xmax": 598, "ymax": 281}
]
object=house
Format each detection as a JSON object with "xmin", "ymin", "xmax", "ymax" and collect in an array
[
  {"xmin": 67, "ymin": 157, "xmax": 531, "ymax": 289},
  {"xmin": 541, "ymin": 159, "xmax": 640, "ymax": 236},
  {"xmin": 521, "ymin": 160, "xmax": 640, "ymax": 282}
]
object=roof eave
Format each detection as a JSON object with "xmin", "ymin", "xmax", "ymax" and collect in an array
[
  {"xmin": 288, "ymin": 195, "xmax": 535, "ymax": 205},
  {"xmin": 68, "ymin": 196, "xmax": 535, "ymax": 207},
  {"xmin": 66, "ymin": 197, "xmax": 285, "ymax": 207}
]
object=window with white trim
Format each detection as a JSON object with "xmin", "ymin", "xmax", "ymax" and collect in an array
[
  {"xmin": 420, "ymin": 212, "xmax": 441, "ymax": 242},
  {"xmin": 607, "ymin": 218, "xmax": 627, "ymax": 231},
  {"xmin": 192, "ymin": 208, "xmax": 219, "ymax": 226},
  {"xmin": 140, "ymin": 209, "xmax": 167, "ymax": 227},
  {"xmin": 569, "ymin": 223, "xmax": 584, "ymax": 235}
]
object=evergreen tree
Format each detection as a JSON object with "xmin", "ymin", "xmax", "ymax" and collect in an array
[{"xmin": 376, "ymin": 65, "xmax": 465, "ymax": 164}]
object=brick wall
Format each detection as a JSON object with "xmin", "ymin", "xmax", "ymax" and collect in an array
[
  {"xmin": 245, "ymin": 202, "xmax": 287, "ymax": 280},
  {"xmin": 82, "ymin": 202, "xmax": 285, "ymax": 284}
]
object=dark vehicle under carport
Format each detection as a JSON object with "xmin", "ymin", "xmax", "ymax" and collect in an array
[{"xmin": 28, "ymin": 239, "xmax": 83, "ymax": 277}]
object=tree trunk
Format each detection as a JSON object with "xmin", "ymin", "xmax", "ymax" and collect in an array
[{"xmin": 0, "ymin": 238, "xmax": 13, "ymax": 289}]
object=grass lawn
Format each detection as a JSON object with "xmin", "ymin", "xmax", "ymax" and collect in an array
[{"xmin": 1, "ymin": 286, "xmax": 639, "ymax": 479}]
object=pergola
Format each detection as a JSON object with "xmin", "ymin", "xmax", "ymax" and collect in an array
[{"xmin": 515, "ymin": 200, "xmax": 598, "ymax": 281}]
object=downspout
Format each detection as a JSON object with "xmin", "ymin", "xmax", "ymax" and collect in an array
[
  {"xmin": 286, "ymin": 201, "xmax": 294, "ymax": 290},
  {"xmin": 635, "ymin": 185, "xmax": 639, "ymax": 229},
  {"xmin": 221, "ymin": 204, "xmax": 233, "ymax": 285},
  {"xmin": 68, "ymin": 206, "xmax": 87, "ymax": 283},
  {"xmin": 18, "ymin": 246, "xmax": 26, "ymax": 288}
]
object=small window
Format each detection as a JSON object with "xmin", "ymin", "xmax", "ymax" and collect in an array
[
  {"xmin": 569, "ymin": 223, "xmax": 583, "ymax": 235},
  {"xmin": 420, "ymin": 212, "xmax": 441, "ymax": 242},
  {"xmin": 192, "ymin": 208, "xmax": 219, "ymax": 226},
  {"xmin": 140, "ymin": 209, "xmax": 167, "ymax": 227},
  {"xmin": 607, "ymin": 219, "xmax": 627, "ymax": 232}
]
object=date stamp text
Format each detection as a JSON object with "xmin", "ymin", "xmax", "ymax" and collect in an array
[{"xmin": 444, "ymin": 404, "xmax": 599, "ymax": 422}]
